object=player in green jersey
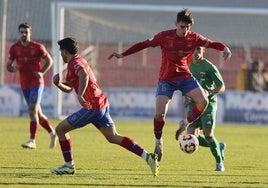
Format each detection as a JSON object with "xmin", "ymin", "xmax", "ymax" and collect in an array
[{"xmin": 184, "ymin": 46, "xmax": 226, "ymax": 171}]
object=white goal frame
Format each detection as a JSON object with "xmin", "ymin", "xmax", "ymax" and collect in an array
[{"xmin": 50, "ymin": 2, "xmax": 268, "ymax": 118}]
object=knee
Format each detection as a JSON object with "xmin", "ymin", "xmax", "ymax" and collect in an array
[
  {"xmin": 197, "ymin": 96, "xmax": 208, "ymax": 111},
  {"xmin": 28, "ymin": 106, "xmax": 37, "ymax": 116},
  {"xmin": 55, "ymin": 126, "xmax": 61, "ymax": 136},
  {"xmin": 55, "ymin": 124, "xmax": 64, "ymax": 136}
]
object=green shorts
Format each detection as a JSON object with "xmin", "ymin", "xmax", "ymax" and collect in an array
[{"xmin": 187, "ymin": 104, "xmax": 217, "ymax": 129}]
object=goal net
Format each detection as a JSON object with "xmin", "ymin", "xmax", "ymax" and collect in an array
[{"xmin": 51, "ymin": 2, "xmax": 268, "ymax": 118}]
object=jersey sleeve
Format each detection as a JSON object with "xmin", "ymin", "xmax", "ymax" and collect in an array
[
  {"xmin": 72, "ymin": 62, "xmax": 84, "ymax": 76},
  {"xmin": 39, "ymin": 43, "xmax": 49, "ymax": 58},
  {"xmin": 196, "ymin": 33, "xmax": 225, "ymax": 51},
  {"xmin": 8, "ymin": 45, "xmax": 16, "ymax": 60},
  {"xmin": 122, "ymin": 32, "xmax": 162, "ymax": 57}
]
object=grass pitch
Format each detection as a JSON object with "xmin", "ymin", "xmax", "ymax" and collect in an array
[{"xmin": 0, "ymin": 116, "xmax": 267, "ymax": 188}]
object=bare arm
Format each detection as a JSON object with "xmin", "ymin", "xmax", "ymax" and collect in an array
[
  {"xmin": 41, "ymin": 53, "xmax": 53, "ymax": 75},
  {"xmin": 222, "ymin": 46, "xmax": 232, "ymax": 63},
  {"xmin": 108, "ymin": 40, "xmax": 152, "ymax": 60},
  {"xmin": 207, "ymin": 42, "xmax": 232, "ymax": 63},
  {"xmin": 53, "ymin": 73, "xmax": 73, "ymax": 93},
  {"xmin": 207, "ymin": 84, "xmax": 225, "ymax": 96},
  {"xmin": 34, "ymin": 53, "xmax": 53, "ymax": 79},
  {"xmin": 6, "ymin": 59, "xmax": 18, "ymax": 73},
  {"xmin": 77, "ymin": 69, "xmax": 89, "ymax": 108}
]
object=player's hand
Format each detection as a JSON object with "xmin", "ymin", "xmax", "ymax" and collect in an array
[
  {"xmin": 223, "ymin": 47, "xmax": 231, "ymax": 63},
  {"xmin": 34, "ymin": 72, "xmax": 43, "ymax": 78},
  {"xmin": 7, "ymin": 64, "xmax": 18, "ymax": 72},
  {"xmin": 77, "ymin": 95, "xmax": 92, "ymax": 109},
  {"xmin": 53, "ymin": 73, "xmax": 60, "ymax": 86},
  {"xmin": 108, "ymin": 52, "xmax": 123, "ymax": 60}
]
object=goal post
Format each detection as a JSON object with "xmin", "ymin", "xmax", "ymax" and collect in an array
[{"xmin": 51, "ymin": 2, "xmax": 268, "ymax": 118}]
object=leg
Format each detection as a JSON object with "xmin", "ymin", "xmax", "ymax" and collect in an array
[
  {"xmin": 35, "ymin": 85, "xmax": 54, "ymax": 135},
  {"xmin": 21, "ymin": 103, "xmax": 39, "ymax": 149},
  {"xmin": 203, "ymin": 127, "xmax": 225, "ymax": 171},
  {"xmin": 203, "ymin": 127, "xmax": 220, "ymax": 161},
  {"xmin": 187, "ymin": 127, "xmax": 200, "ymax": 136},
  {"xmin": 38, "ymin": 105, "xmax": 54, "ymax": 134},
  {"xmin": 154, "ymin": 95, "xmax": 171, "ymax": 138},
  {"xmin": 186, "ymin": 121, "xmax": 211, "ymax": 148},
  {"xmin": 21, "ymin": 85, "xmax": 43, "ymax": 148},
  {"xmin": 56, "ymin": 119, "xmax": 76, "ymax": 164},
  {"xmin": 99, "ymin": 126, "xmax": 146, "ymax": 157},
  {"xmin": 200, "ymin": 105, "xmax": 225, "ymax": 171},
  {"xmin": 175, "ymin": 87, "xmax": 208, "ymax": 140},
  {"xmin": 99, "ymin": 126, "xmax": 159, "ymax": 176},
  {"xmin": 51, "ymin": 108, "xmax": 96, "ymax": 175},
  {"xmin": 153, "ymin": 95, "xmax": 170, "ymax": 161},
  {"xmin": 185, "ymin": 87, "xmax": 208, "ymax": 123},
  {"xmin": 50, "ymin": 119, "xmax": 76, "ymax": 175},
  {"xmin": 37, "ymin": 105, "xmax": 57, "ymax": 148},
  {"xmin": 197, "ymin": 134, "xmax": 210, "ymax": 147}
]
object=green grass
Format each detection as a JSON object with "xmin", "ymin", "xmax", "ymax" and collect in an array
[{"xmin": 0, "ymin": 116, "xmax": 268, "ymax": 188}]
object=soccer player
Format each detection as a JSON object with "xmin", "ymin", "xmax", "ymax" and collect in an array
[
  {"xmin": 108, "ymin": 9, "xmax": 231, "ymax": 162},
  {"xmin": 50, "ymin": 37, "xmax": 159, "ymax": 176},
  {"xmin": 184, "ymin": 46, "xmax": 226, "ymax": 171},
  {"xmin": 6, "ymin": 23, "xmax": 57, "ymax": 149}
]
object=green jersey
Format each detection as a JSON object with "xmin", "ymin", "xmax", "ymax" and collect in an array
[{"xmin": 189, "ymin": 58, "xmax": 224, "ymax": 105}]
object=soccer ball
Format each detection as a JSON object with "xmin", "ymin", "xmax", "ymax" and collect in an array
[{"xmin": 179, "ymin": 134, "xmax": 199, "ymax": 154}]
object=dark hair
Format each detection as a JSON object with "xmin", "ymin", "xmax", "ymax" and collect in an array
[
  {"xmin": 18, "ymin": 23, "xmax": 31, "ymax": 31},
  {"xmin": 251, "ymin": 60, "xmax": 263, "ymax": 72},
  {"xmin": 57, "ymin": 37, "xmax": 79, "ymax": 54},
  {"xmin": 177, "ymin": 9, "xmax": 194, "ymax": 25}
]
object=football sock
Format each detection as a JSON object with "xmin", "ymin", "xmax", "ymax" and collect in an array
[
  {"xmin": 207, "ymin": 136, "xmax": 222, "ymax": 163},
  {"xmin": 39, "ymin": 119, "xmax": 54, "ymax": 133},
  {"xmin": 30, "ymin": 121, "xmax": 38, "ymax": 139},
  {"xmin": 141, "ymin": 151, "xmax": 148, "ymax": 161},
  {"xmin": 154, "ymin": 118, "xmax": 165, "ymax": 139},
  {"xmin": 64, "ymin": 162, "xmax": 74, "ymax": 167},
  {"xmin": 59, "ymin": 139, "xmax": 74, "ymax": 164},
  {"xmin": 187, "ymin": 105, "xmax": 203, "ymax": 124},
  {"xmin": 198, "ymin": 134, "xmax": 209, "ymax": 147},
  {"xmin": 120, "ymin": 137, "xmax": 145, "ymax": 157}
]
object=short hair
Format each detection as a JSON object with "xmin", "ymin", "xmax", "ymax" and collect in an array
[
  {"xmin": 176, "ymin": 9, "xmax": 194, "ymax": 25},
  {"xmin": 18, "ymin": 23, "xmax": 31, "ymax": 31},
  {"xmin": 57, "ymin": 37, "xmax": 79, "ymax": 55},
  {"xmin": 251, "ymin": 60, "xmax": 263, "ymax": 70}
]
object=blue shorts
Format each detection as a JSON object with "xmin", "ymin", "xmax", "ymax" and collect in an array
[
  {"xmin": 156, "ymin": 77, "xmax": 200, "ymax": 98},
  {"xmin": 67, "ymin": 106, "xmax": 115, "ymax": 129},
  {"xmin": 22, "ymin": 85, "xmax": 44, "ymax": 105}
]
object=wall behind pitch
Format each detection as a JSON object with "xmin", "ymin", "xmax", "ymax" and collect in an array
[{"xmin": 0, "ymin": 85, "xmax": 267, "ymax": 125}]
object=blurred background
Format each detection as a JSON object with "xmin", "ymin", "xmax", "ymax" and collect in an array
[{"xmin": 1, "ymin": 0, "xmax": 268, "ymax": 124}]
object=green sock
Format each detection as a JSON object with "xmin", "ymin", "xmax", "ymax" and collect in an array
[
  {"xmin": 198, "ymin": 134, "xmax": 209, "ymax": 147},
  {"xmin": 207, "ymin": 136, "xmax": 222, "ymax": 163}
]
